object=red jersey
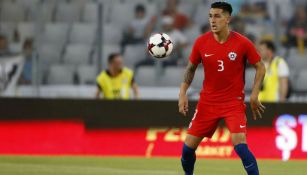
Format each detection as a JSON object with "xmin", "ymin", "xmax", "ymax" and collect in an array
[{"xmin": 189, "ymin": 31, "xmax": 261, "ymax": 105}]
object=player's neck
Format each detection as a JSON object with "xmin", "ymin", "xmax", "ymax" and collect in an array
[
  {"xmin": 213, "ymin": 28, "xmax": 230, "ymax": 44},
  {"xmin": 109, "ymin": 69, "xmax": 121, "ymax": 77}
]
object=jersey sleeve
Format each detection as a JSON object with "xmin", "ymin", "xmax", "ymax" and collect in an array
[
  {"xmin": 189, "ymin": 38, "xmax": 201, "ymax": 65},
  {"xmin": 245, "ymin": 39, "xmax": 261, "ymax": 65},
  {"xmin": 278, "ymin": 59, "xmax": 290, "ymax": 77}
]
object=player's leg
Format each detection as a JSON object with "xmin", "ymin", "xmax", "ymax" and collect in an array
[
  {"xmin": 232, "ymin": 133, "xmax": 259, "ymax": 175},
  {"xmin": 224, "ymin": 107, "xmax": 259, "ymax": 175},
  {"xmin": 182, "ymin": 106, "xmax": 219, "ymax": 175},
  {"xmin": 181, "ymin": 134, "xmax": 202, "ymax": 175}
]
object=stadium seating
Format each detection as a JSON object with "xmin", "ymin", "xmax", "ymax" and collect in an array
[
  {"xmin": 0, "ymin": 0, "xmax": 306, "ymax": 102},
  {"xmin": 0, "ymin": 22, "xmax": 16, "ymax": 42},
  {"xmin": 135, "ymin": 66, "xmax": 157, "ymax": 86},
  {"xmin": 182, "ymin": 45, "xmax": 193, "ymax": 61},
  {"xmin": 83, "ymin": 2, "xmax": 99, "ymax": 23},
  {"xmin": 27, "ymin": 1, "xmax": 55, "ymax": 22},
  {"xmin": 38, "ymin": 43, "xmax": 63, "ymax": 65},
  {"xmin": 55, "ymin": 1, "xmax": 82, "ymax": 23},
  {"xmin": 178, "ymin": 2, "xmax": 195, "ymax": 19},
  {"xmin": 287, "ymin": 48, "xmax": 307, "ymax": 71},
  {"xmin": 184, "ymin": 26, "xmax": 201, "ymax": 45},
  {"xmin": 193, "ymin": 2, "xmax": 210, "ymax": 26},
  {"xmin": 191, "ymin": 66, "xmax": 204, "ymax": 90},
  {"xmin": 63, "ymin": 44, "xmax": 92, "ymax": 65},
  {"xmin": 47, "ymin": 64, "xmax": 75, "ymax": 85},
  {"xmin": 245, "ymin": 68, "xmax": 256, "ymax": 93},
  {"xmin": 41, "ymin": 23, "xmax": 70, "ymax": 48},
  {"xmin": 160, "ymin": 67, "xmax": 185, "ymax": 86},
  {"xmin": 76, "ymin": 64, "xmax": 97, "ymax": 85},
  {"xmin": 293, "ymin": 70, "xmax": 307, "ymax": 93},
  {"xmin": 69, "ymin": 23, "xmax": 96, "ymax": 45},
  {"xmin": 83, "ymin": 2, "xmax": 112, "ymax": 23},
  {"xmin": 17, "ymin": 22, "xmax": 35, "ymax": 43},
  {"xmin": 123, "ymin": 44, "xmax": 147, "ymax": 69},
  {"xmin": 0, "ymin": 1, "xmax": 25, "ymax": 22},
  {"xmin": 103, "ymin": 23, "xmax": 122, "ymax": 45},
  {"xmin": 109, "ymin": 2, "xmax": 156, "ymax": 29}
]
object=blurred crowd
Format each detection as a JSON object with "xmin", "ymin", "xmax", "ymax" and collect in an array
[{"xmin": 0, "ymin": 0, "xmax": 306, "ymax": 101}]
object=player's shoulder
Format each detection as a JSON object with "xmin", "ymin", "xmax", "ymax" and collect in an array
[
  {"xmin": 96, "ymin": 70, "xmax": 107, "ymax": 83},
  {"xmin": 97, "ymin": 70, "xmax": 107, "ymax": 78},
  {"xmin": 196, "ymin": 32, "xmax": 212, "ymax": 41},
  {"xmin": 193, "ymin": 32, "xmax": 212, "ymax": 45},
  {"xmin": 123, "ymin": 67, "xmax": 134, "ymax": 76}
]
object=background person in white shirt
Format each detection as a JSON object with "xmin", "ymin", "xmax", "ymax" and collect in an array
[{"xmin": 258, "ymin": 40, "xmax": 290, "ymax": 102}]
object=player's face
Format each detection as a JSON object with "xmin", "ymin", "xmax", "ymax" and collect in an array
[
  {"xmin": 209, "ymin": 8, "xmax": 230, "ymax": 33},
  {"xmin": 110, "ymin": 56, "xmax": 123, "ymax": 71},
  {"xmin": 258, "ymin": 44, "xmax": 270, "ymax": 61}
]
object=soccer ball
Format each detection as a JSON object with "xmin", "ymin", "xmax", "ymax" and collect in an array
[{"xmin": 147, "ymin": 33, "xmax": 173, "ymax": 58}]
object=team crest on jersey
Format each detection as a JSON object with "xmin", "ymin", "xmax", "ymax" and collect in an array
[{"xmin": 228, "ymin": 52, "xmax": 237, "ymax": 61}]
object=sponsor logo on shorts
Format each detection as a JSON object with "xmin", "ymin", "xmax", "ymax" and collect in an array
[{"xmin": 240, "ymin": 125, "xmax": 246, "ymax": 128}]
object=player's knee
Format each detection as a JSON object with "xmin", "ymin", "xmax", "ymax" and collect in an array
[
  {"xmin": 231, "ymin": 133, "xmax": 247, "ymax": 146},
  {"xmin": 184, "ymin": 134, "xmax": 202, "ymax": 149}
]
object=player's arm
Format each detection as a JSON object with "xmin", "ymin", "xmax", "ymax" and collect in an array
[
  {"xmin": 179, "ymin": 61, "xmax": 198, "ymax": 116},
  {"xmin": 278, "ymin": 61, "xmax": 290, "ymax": 102},
  {"xmin": 250, "ymin": 61, "xmax": 266, "ymax": 120},
  {"xmin": 95, "ymin": 84, "xmax": 103, "ymax": 99},
  {"xmin": 131, "ymin": 78, "xmax": 140, "ymax": 99},
  {"xmin": 278, "ymin": 76, "xmax": 288, "ymax": 102}
]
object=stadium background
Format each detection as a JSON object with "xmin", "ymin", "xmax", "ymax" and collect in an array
[{"xmin": 0, "ymin": 0, "xmax": 307, "ymax": 174}]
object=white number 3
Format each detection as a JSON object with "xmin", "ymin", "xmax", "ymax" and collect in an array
[{"xmin": 217, "ymin": 60, "xmax": 224, "ymax": 72}]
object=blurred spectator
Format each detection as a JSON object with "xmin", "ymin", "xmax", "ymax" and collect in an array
[
  {"xmin": 230, "ymin": 16, "xmax": 256, "ymax": 43},
  {"xmin": 200, "ymin": 24, "xmax": 210, "ymax": 34},
  {"xmin": 96, "ymin": 53, "xmax": 139, "ymax": 100},
  {"xmin": 19, "ymin": 38, "xmax": 34, "ymax": 84},
  {"xmin": 230, "ymin": 16, "xmax": 246, "ymax": 34},
  {"xmin": 227, "ymin": 0, "xmax": 244, "ymax": 16},
  {"xmin": 0, "ymin": 34, "xmax": 11, "ymax": 56},
  {"xmin": 238, "ymin": 2, "xmax": 268, "ymax": 24},
  {"xmin": 135, "ymin": 16, "xmax": 187, "ymax": 68},
  {"xmin": 162, "ymin": 0, "xmax": 191, "ymax": 31},
  {"xmin": 121, "ymin": 4, "xmax": 152, "ymax": 51},
  {"xmin": 285, "ymin": 6, "xmax": 307, "ymax": 48},
  {"xmin": 258, "ymin": 40, "xmax": 290, "ymax": 102},
  {"xmin": 267, "ymin": 0, "xmax": 293, "ymax": 25}
]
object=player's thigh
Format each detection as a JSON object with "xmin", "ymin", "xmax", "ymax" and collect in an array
[
  {"xmin": 187, "ymin": 108, "xmax": 220, "ymax": 146},
  {"xmin": 224, "ymin": 110, "xmax": 247, "ymax": 145}
]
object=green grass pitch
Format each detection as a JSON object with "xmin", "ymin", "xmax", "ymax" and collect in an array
[{"xmin": 0, "ymin": 156, "xmax": 306, "ymax": 175}]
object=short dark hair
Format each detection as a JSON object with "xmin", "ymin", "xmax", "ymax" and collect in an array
[
  {"xmin": 260, "ymin": 40, "xmax": 276, "ymax": 53},
  {"xmin": 108, "ymin": 53, "xmax": 121, "ymax": 64},
  {"xmin": 135, "ymin": 4, "xmax": 145, "ymax": 13},
  {"xmin": 211, "ymin": 1, "xmax": 233, "ymax": 15}
]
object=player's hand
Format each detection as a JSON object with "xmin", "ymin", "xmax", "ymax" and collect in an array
[
  {"xmin": 250, "ymin": 94, "xmax": 265, "ymax": 120},
  {"xmin": 178, "ymin": 93, "xmax": 189, "ymax": 116}
]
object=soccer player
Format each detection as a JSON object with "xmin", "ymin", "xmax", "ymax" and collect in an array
[{"xmin": 178, "ymin": 2, "xmax": 266, "ymax": 175}]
